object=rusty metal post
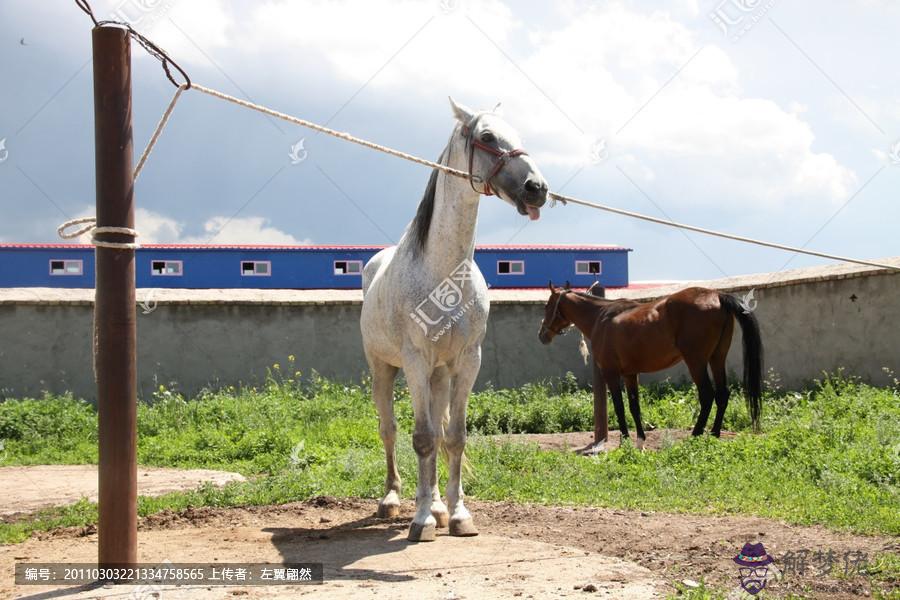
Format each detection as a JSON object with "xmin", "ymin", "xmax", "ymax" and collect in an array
[
  {"xmin": 92, "ymin": 25, "xmax": 137, "ymax": 567},
  {"xmin": 592, "ymin": 363, "xmax": 608, "ymax": 445}
]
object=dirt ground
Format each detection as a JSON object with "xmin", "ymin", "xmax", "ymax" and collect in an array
[
  {"xmin": 3, "ymin": 496, "xmax": 897, "ymax": 599},
  {"xmin": 0, "ymin": 466, "xmax": 246, "ymax": 518}
]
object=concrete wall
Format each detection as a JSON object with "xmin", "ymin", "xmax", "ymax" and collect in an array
[
  {"xmin": 1, "ymin": 259, "xmax": 898, "ymax": 401},
  {"xmin": 0, "ymin": 299, "xmax": 590, "ymax": 400}
]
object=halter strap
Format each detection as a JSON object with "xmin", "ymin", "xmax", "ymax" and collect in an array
[
  {"xmin": 461, "ymin": 114, "xmax": 528, "ymax": 197},
  {"xmin": 540, "ymin": 289, "xmax": 571, "ymax": 336}
]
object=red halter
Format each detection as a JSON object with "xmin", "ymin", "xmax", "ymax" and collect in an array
[{"xmin": 462, "ymin": 115, "xmax": 528, "ymax": 197}]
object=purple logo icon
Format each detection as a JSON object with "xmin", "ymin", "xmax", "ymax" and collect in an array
[{"xmin": 734, "ymin": 542, "xmax": 774, "ymax": 595}]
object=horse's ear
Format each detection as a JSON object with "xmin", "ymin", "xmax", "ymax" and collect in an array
[
  {"xmin": 564, "ymin": 280, "xmax": 571, "ymax": 290},
  {"xmin": 449, "ymin": 96, "xmax": 475, "ymax": 124}
]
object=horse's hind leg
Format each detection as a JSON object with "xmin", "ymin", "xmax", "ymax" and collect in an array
[
  {"xmin": 624, "ymin": 374, "xmax": 646, "ymax": 449},
  {"xmin": 445, "ymin": 348, "xmax": 480, "ymax": 537},
  {"xmin": 370, "ymin": 358, "xmax": 401, "ymax": 518},
  {"xmin": 709, "ymin": 318, "xmax": 734, "ymax": 437},
  {"xmin": 429, "ymin": 366, "xmax": 451, "ymax": 528},
  {"xmin": 686, "ymin": 358, "xmax": 716, "ymax": 436},
  {"xmin": 606, "ymin": 370, "xmax": 630, "ymax": 446}
]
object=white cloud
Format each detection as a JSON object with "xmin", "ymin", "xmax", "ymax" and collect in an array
[
  {"xmin": 67, "ymin": 208, "xmax": 309, "ymax": 245},
  {"xmin": 136, "ymin": 208, "xmax": 184, "ymax": 243},
  {"xmin": 187, "ymin": 216, "xmax": 312, "ymax": 245},
  {"xmin": 152, "ymin": 0, "xmax": 856, "ymax": 211}
]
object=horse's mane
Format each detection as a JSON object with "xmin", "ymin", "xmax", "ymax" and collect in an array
[
  {"xmin": 571, "ymin": 290, "xmax": 641, "ymax": 319},
  {"xmin": 410, "ymin": 162, "xmax": 440, "ymax": 255},
  {"xmin": 408, "ymin": 116, "xmax": 485, "ymax": 256}
]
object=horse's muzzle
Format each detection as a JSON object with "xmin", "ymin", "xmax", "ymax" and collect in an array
[{"xmin": 538, "ymin": 326, "xmax": 553, "ymax": 344}]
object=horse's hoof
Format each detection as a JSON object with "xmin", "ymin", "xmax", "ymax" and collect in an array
[
  {"xmin": 377, "ymin": 503, "xmax": 400, "ymax": 518},
  {"xmin": 407, "ymin": 522, "xmax": 436, "ymax": 542},
  {"xmin": 449, "ymin": 518, "xmax": 478, "ymax": 537},
  {"xmin": 432, "ymin": 510, "xmax": 450, "ymax": 528}
]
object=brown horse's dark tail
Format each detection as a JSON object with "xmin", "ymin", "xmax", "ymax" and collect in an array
[{"xmin": 719, "ymin": 293, "xmax": 764, "ymax": 432}]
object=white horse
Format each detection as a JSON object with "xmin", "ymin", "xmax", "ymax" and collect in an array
[{"xmin": 360, "ymin": 98, "xmax": 548, "ymax": 542}]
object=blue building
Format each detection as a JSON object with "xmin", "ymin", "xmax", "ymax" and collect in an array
[{"xmin": 0, "ymin": 244, "xmax": 630, "ymax": 289}]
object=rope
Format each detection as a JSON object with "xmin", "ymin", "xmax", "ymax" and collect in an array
[
  {"xmin": 56, "ymin": 82, "xmax": 187, "ymax": 248},
  {"xmin": 190, "ymin": 83, "xmax": 899, "ymax": 272},
  {"xmin": 549, "ymin": 193, "xmax": 900, "ymax": 271},
  {"xmin": 191, "ymin": 84, "xmax": 471, "ymax": 180},
  {"xmin": 58, "ymin": 217, "xmax": 140, "ymax": 250},
  {"xmin": 76, "ymin": 0, "xmax": 190, "ymax": 88},
  {"xmin": 134, "ymin": 84, "xmax": 188, "ymax": 181}
]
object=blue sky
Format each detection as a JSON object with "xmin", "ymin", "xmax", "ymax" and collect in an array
[{"xmin": 1, "ymin": 0, "xmax": 897, "ymax": 280}]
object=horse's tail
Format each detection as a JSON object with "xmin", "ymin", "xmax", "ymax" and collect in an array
[
  {"xmin": 578, "ymin": 334, "xmax": 590, "ymax": 365},
  {"xmin": 719, "ymin": 293, "xmax": 764, "ymax": 432}
]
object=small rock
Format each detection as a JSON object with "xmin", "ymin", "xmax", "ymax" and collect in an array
[
  {"xmin": 320, "ymin": 517, "xmax": 332, "ymax": 523},
  {"xmin": 582, "ymin": 583, "xmax": 598, "ymax": 592},
  {"xmin": 435, "ymin": 572, "xmax": 442, "ymax": 578},
  {"xmin": 682, "ymin": 579, "xmax": 700, "ymax": 588},
  {"xmin": 573, "ymin": 584, "xmax": 582, "ymax": 589},
  {"xmin": 640, "ymin": 512, "xmax": 649, "ymax": 517}
]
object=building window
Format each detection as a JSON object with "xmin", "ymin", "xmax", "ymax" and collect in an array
[
  {"xmin": 151, "ymin": 260, "xmax": 183, "ymax": 276},
  {"xmin": 575, "ymin": 260, "xmax": 602, "ymax": 275},
  {"xmin": 241, "ymin": 261, "xmax": 271, "ymax": 276},
  {"xmin": 49, "ymin": 259, "xmax": 83, "ymax": 276},
  {"xmin": 497, "ymin": 260, "xmax": 525, "ymax": 275},
  {"xmin": 334, "ymin": 260, "xmax": 363, "ymax": 275}
]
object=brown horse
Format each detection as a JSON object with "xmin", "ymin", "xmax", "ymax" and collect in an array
[{"xmin": 539, "ymin": 284, "xmax": 763, "ymax": 450}]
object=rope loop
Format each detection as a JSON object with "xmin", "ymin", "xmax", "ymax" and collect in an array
[{"xmin": 58, "ymin": 217, "xmax": 140, "ymax": 250}]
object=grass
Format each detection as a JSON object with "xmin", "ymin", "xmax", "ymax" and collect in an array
[{"xmin": 0, "ymin": 364, "xmax": 898, "ymax": 548}]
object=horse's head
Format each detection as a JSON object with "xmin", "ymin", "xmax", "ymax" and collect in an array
[
  {"xmin": 450, "ymin": 97, "xmax": 548, "ymax": 220},
  {"xmin": 539, "ymin": 281, "xmax": 573, "ymax": 344}
]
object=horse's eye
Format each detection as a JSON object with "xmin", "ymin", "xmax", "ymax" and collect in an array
[{"xmin": 480, "ymin": 131, "xmax": 496, "ymax": 143}]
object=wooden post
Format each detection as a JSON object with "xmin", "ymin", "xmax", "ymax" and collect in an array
[{"xmin": 92, "ymin": 25, "xmax": 137, "ymax": 567}]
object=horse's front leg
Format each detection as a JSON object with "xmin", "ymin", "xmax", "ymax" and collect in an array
[
  {"xmin": 581, "ymin": 361, "xmax": 608, "ymax": 456},
  {"xmin": 404, "ymin": 354, "xmax": 438, "ymax": 542},
  {"xmin": 624, "ymin": 374, "xmax": 646, "ymax": 450},
  {"xmin": 429, "ymin": 366, "xmax": 451, "ymax": 528},
  {"xmin": 445, "ymin": 348, "xmax": 480, "ymax": 537}
]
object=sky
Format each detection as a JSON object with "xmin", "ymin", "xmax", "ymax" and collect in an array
[{"xmin": 0, "ymin": 0, "xmax": 897, "ymax": 281}]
